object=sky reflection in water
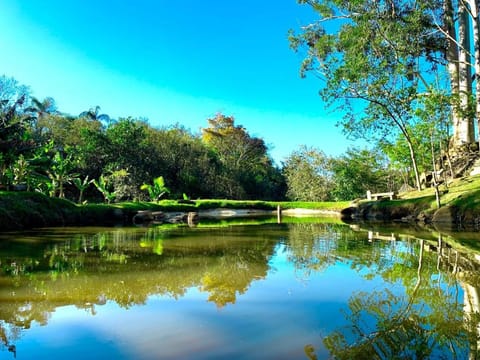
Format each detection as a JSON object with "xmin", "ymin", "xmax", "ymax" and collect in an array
[{"xmin": 0, "ymin": 222, "xmax": 476, "ymax": 359}]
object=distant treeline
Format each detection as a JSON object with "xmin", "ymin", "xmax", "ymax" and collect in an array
[{"xmin": 1, "ymin": 75, "xmax": 404, "ymax": 203}]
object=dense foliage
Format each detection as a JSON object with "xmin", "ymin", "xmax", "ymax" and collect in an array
[
  {"xmin": 289, "ymin": 0, "xmax": 480, "ymax": 193},
  {"xmin": 0, "ymin": 76, "xmax": 288, "ymax": 202},
  {"xmin": 0, "ymin": 73, "xmax": 428, "ymax": 203},
  {"xmin": 4, "ymin": 1, "xmax": 480, "ymax": 204},
  {"xmin": 283, "ymin": 146, "xmax": 398, "ymax": 201}
]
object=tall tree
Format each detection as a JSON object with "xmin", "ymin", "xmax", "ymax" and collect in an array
[
  {"xmin": 463, "ymin": 0, "xmax": 480, "ymax": 147},
  {"xmin": 283, "ymin": 146, "xmax": 332, "ymax": 201},
  {"xmin": 330, "ymin": 148, "xmax": 392, "ymax": 201},
  {"xmin": 103, "ymin": 118, "xmax": 150, "ymax": 200},
  {"xmin": 456, "ymin": 1, "xmax": 475, "ymax": 145},
  {"xmin": 434, "ymin": 0, "xmax": 477, "ymax": 148},
  {"xmin": 30, "ymin": 96, "xmax": 57, "ymax": 120},
  {"xmin": 0, "ymin": 76, "xmax": 35, "ymax": 186},
  {"xmin": 469, "ymin": 0, "xmax": 480, "ymax": 146},
  {"xmin": 144, "ymin": 125, "xmax": 222, "ymax": 199},
  {"xmin": 202, "ymin": 113, "xmax": 277, "ymax": 199},
  {"xmin": 29, "ymin": 96, "xmax": 58, "ymax": 141},
  {"xmin": 290, "ymin": 0, "xmax": 446, "ymax": 190},
  {"xmin": 79, "ymin": 105, "xmax": 110, "ymax": 125},
  {"xmin": 444, "ymin": 0, "xmax": 461, "ymax": 141}
]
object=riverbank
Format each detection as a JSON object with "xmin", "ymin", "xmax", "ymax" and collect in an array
[
  {"xmin": 2, "ymin": 174, "xmax": 480, "ymax": 231},
  {"xmin": 342, "ymin": 175, "xmax": 480, "ymax": 230},
  {"xmin": 0, "ymin": 192, "xmax": 349, "ymax": 230}
]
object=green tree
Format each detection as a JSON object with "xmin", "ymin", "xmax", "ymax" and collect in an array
[
  {"xmin": 28, "ymin": 96, "xmax": 58, "ymax": 141},
  {"xmin": 322, "ymin": 238, "xmax": 472, "ymax": 359},
  {"xmin": 0, "ymin": 76, "xmax": 35, "ymax": 187},
  {"xmin": 380, "ymin": 87, "xmax": 453, "ymax": 190},
  {"xmin": 0, "ymin": 75, "xmax": 30, "ymax": 111},
  {"xmin": 202, "ymin": 113, "xmax": 279, "ymax": 199},
  {"xmin": 329, "ymin": 148, "xmax": 392, "ymax": 201},
  {"xmin": 46, "ymin": 150, "xmax": 78, "ymax": 198},
  {"xmin": 11, "ymin": 154, "xmax": 31, "ymax": 190},
  {"xmin": 283, "ymin": 146, "xmax": 332, "ymax": 201},
  {"xmin": 74, "ymin": 124, "xmax": 110, "ymax": 184},
  {"xmin": 30, "ymin": 96, "xmax": 56, "ymax": 118},
  {"xmin": 72, "ymin": 175, "xmax": 94, "ymax": 204},
  {"xmin": 104, "ymin": 118, "xmax": 150, "ymax": 200},
  {"xmin": 144, "ymin": 125, "xmax": 222, "ymax": 199},
  {"xmin": 289, "ymin": 0, "xmax": 445, "ymax": 190},
  {"xmin": 92, "ymin": 172, "xmax": 119, "ymax": 203}
]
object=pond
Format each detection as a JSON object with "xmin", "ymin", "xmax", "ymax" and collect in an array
[{"xmin": 0, "ymin": 219, "xmax": 479, "ymax": 359}]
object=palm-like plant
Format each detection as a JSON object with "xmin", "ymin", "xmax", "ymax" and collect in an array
[
  {"xmin": 79, "ymin": 106, "xmax": 111, "ymax": 125},
  {"xmin": 11, "ymin": 154, "xmax": 31, "ymax": 190},
  {"xmin": 28, "ymin": 97, "xmax": 58, "ymax": 138},
  {"xmin": 72, "ymin": 175, "xmax": 94, "ymax": 204},
  {"xmin": 140, "ymin": 176, "xmax": 170, "ymax": 203},
  {"xmin": 93, "ymin": 175, "xmax": 116, "ymax": 203},
  {"xmin": 0, "ymin": 95, "xmax": 36, "ymax": 181},
  {"xmin": 47, "ymin": 151, "xmax": 78, "ymax": 198},
  {"xmin": 29, "ymin": 97, "xmax": 57, "ymax": 119}
]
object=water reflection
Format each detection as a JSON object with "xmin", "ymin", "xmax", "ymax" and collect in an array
[
  {"xmin": 0, "ymin": 222, "xmax": 478, "ymax": 359},
  {"xmin": 0, "ymin": 225, "xmax": 282, "ymax": 358},
  {"xmin": 318, "ymin": 225, "xmax": 480, "ymax": 360}
]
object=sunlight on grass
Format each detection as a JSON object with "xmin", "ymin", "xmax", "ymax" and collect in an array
[{"xmin": 394, "ymin": 175, "xmax": 480, "ymax": 212}]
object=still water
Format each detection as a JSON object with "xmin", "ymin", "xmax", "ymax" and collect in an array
[{"xmin": 0, "ymin": 219, "xmax": 479, "ymax": 359}]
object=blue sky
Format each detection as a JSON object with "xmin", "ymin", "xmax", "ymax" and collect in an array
[{"xmin": 0, "ymin": 1, "xmax": 359, "ymax": 164}]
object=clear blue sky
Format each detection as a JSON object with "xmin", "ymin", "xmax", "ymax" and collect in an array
[{"xmin": 0, "ymin": 0, "xmax": 359, "ymax": 164}]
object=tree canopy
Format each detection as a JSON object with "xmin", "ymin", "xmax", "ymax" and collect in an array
[
  {"xmin": 0, "ymin": 77, "xmax": 291, "ymax": 201},
  {"xmin": 289, "ymin": 0, "xmax": 480, "ymax": 191}
]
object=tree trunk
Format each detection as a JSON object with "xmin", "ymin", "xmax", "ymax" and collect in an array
[
  {"xmin": 445, "ymin": 0, "xmax": 461, "ymax": 142},
  {"xmin": 406, "ymin": 136, "xmax": 422, "ymax": 191},
  {"xmin": 460, "ymin": 279, "xmax": 480, "ymax": 359},
  {"xmin": 467, "ymin": 0, "xmax": 480, "ymax": 149},
  {"xmin": 431, "ymin": 132, "xmax": 441, "ymax": 209},
  {"xmin": 456, "ymin": 1, "xmax": 475, "ymax": 146}
]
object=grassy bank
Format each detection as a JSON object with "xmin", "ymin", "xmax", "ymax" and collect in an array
[
  {"xmin": 3, "ymin": 174, "xmax": 479, "ymax": 231},
  {"xmin": 352, "ymin": 175, "xmax": 480, "ymax": 225},
  {"xmin": 0, "ymin": 192, "xmax": 350, "ymax": 230}
]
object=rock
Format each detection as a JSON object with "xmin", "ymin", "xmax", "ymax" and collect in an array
[
  {"xmin": 340, "ymin": 206, "xmax": 357, "ymax": 220},
  {"xmin": 416, "ymin": 212, "xmax": 431, "ymax": 223},
  {"xmin": 199, "ymin": 208, "xmax": 274, "ymax": 219},
  {"xmin": 432, "ymin": 206, "xmax": 457, "ymax": 224},
  {"xmin": 151, "ymin": 211, "xmax": 165, "ymax": 221},
  {"xmin": 133, "ymin": 210, "xmax": 153, "ymax": 224},
  {"xmin": 164, "ymin": 212, "xmax": 188, "ymax": 224}
]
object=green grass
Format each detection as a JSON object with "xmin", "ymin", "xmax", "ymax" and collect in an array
[
  {"xmin": 0, "ymin": 193, "xmax": 353, "ymax": 230},
  {"xmin": 355, "ymin": 174, "xmax": 480, "ymax": 220},
  {"xmin": 4, "ymin": 174, "xmax": 480, "ymax": 231},
  {"xmin": 274, "ymin": 201, "xmax": 350, "ymax": 211},
  {"xmin": 105, "ymin": 199, "xmax": 350, "ymax": 212},
  {"xmin": 0, "ymin": 191, "xmax": 76, "ymax": 229}
]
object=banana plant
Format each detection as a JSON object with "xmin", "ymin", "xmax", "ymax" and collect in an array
[
  {"xmin": 93, "ymin": 175, "xmax": 116, "ymax": 203},
  {"xmin": 140, "ymin": 176, "xmax": 170, "ymax": 203},
  {"xmin": 46, "ymin": 151, "xmax": 78, "ymax": 198},
  {"xmin": 72, "ymin": 175, "xmax": 94, "ymax": 204},
  {"xmin": 11, "ymin": 154, "xmax": 31, "ymax": 190}
]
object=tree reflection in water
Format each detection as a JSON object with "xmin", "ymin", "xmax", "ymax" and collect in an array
[
  {"xmin": 0, "ymin": 225, "xmax": 280, "ymax": 353},
  {"xmin": 0, "ymin": 322, "xmax": 18, "ymax": 358},
  {"xmin": 0, "ymin": 223, "xmax": 479, "ymax": 359},
  {"xmin": 310, "ymin": 230, "xmax": 480, "ymax": 360}
]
